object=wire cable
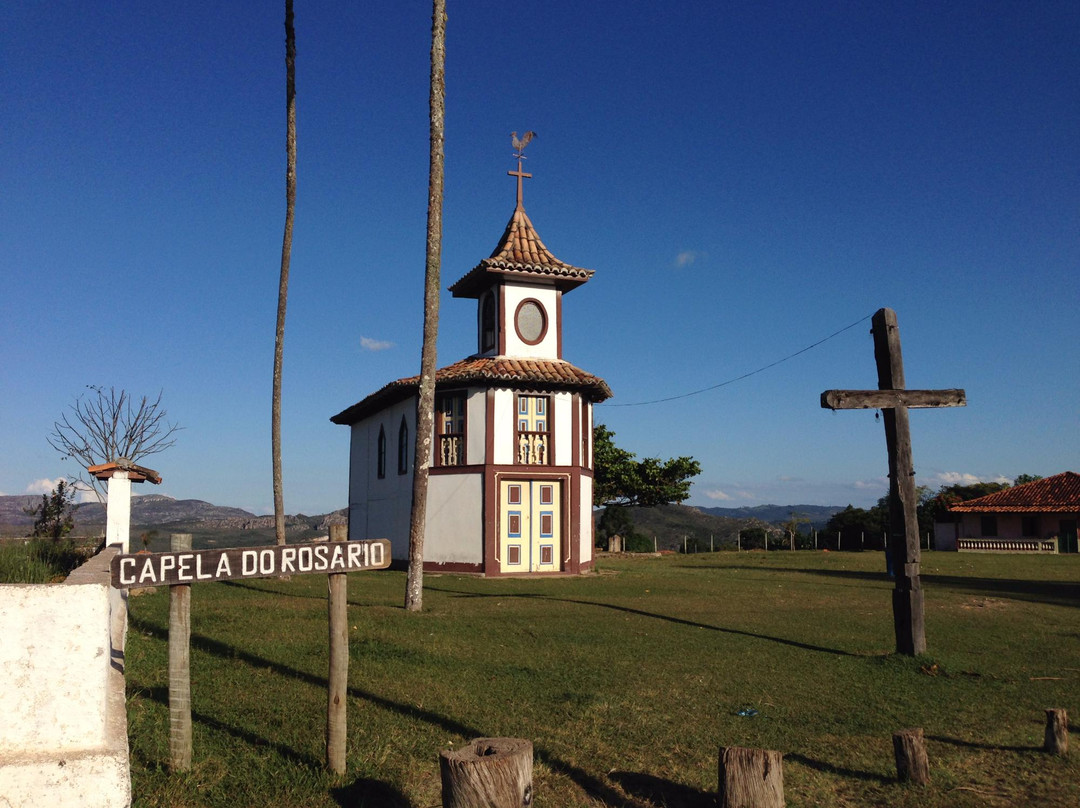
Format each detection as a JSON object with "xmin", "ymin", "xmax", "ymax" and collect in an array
[{"xmin": 603, "ymin": 312, "xmax": 874, "ymax": 407}]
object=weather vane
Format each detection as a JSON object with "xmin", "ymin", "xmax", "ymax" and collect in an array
[{"xmin": 509, "ymin": 130, "xmax": 536, "ymax": 208}]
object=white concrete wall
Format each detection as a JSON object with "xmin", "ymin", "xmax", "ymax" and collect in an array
[
  {"xmin": 492, "ymin": 389, "xmax": 515, "ymax": 466},
  {"xmin": 552, "ymin": 391, "xmax": 572, "ymax": 467},
  {"xmin": 465, "ymin": 389, "xmax": 486, "ymax": 465},
  {"xmin": 0, "ymin": 547, "xmax": 130, "ymax": 807}
]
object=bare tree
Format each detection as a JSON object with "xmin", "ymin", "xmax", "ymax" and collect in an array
[
  {"xmin": 405, "ymin": 0, "xmax": 447, "ymax": 612},
  {"xmin": 272, "ymin": 0, "xmax": 298, "ymax": 545},
  {"xmin": 48, "ymin": 386, "xmax": 181, "ymax": 501}
]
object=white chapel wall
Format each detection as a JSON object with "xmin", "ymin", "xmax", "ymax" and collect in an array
[
  {"xmin": 492, "ymin": 389, "xmax": 515, "ymax": 466},
  {"xmin": 580, "ymin": 475, "xmax": 595, "ymax": 563},
  {"xmin": 552, "ymin": 391, "xmax": 572, "ymax": 466},
  {"xmin": 502, "ymin": 284, "xmax": 560, "ymax": 359},
  {"xmin": 425, "ymin": 473, "xmax": 484, "ymax": 563},
  {"xmin": 465, "ymin": 388, "xmax": 486, "ymax": 464},
  {"xmin": 348, "ymin": 397, "xmax": 417, "ymax": 559}
]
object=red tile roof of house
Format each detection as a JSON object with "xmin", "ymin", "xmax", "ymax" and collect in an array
[
  {"xmin": 331, "ymin": 356, "xmax": 612, "ymax": 425},
  {"xmin": 448, "ymin": 205, "xmax": 594, "ymax": 298},
  {"xmin": 949, "ymin": 472, "xmax": 1080, "ymax": 513}
]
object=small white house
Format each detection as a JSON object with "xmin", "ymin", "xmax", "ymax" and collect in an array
[{"xmin": 332, "ymin": 162, "xmax": 611, "ymax": 575}]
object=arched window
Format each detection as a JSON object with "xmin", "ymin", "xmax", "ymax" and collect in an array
[
  {"xmin": 481, "ymin": 292, "xmax": 496, "ymax": 352},
  {"xmin": 377, "ymin": 426, "xmax": 387, "ymax": 479},
  {"xmin": 398, "ymin": 416, "xmax": 409, "ymax": 475}
]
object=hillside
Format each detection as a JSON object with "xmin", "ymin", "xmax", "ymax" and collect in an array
[
  {"xmin": 596, "ymin": 503, "xmax": 781, "ymax": 552},
  {"xmin": 0, "ymin": 493, "xmax": 346, "ymax": 542},
  {"xmin": 696, "ymin": 503, "xmax": 842, "ymax": 529}
]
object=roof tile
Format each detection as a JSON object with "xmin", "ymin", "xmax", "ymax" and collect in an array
[{"xmin": 949, "ymin": 472, "xmax": 1080, "ymax": 512}]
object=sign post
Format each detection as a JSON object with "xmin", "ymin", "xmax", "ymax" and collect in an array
[
  {"xmin": 111, "ymin": 536, "xmax": 390, "ymax": 774},
  {"xmin": 822, "ymin": 308, "xmax": 965, "ymax": 655}
]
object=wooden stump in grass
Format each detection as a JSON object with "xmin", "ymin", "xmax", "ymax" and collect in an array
[
  {"xmin": 440, "ymin": 737, "xmax": 533, "ymax": 808},
  {"xmin": 1044, "ymin": 709, "xmax": 1068, "ymax": 756},
  {"xmin": 717, "ymin": 746, "xmax": 784, "ymax": 808},
  {"xmin": 892, "ymin": 728, "xmax": 930, "ymax": 784}
]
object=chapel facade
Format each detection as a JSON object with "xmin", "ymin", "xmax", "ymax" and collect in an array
[{"xmin": 331, "ymin": 158, "xmax": 611, "ymax": 575}]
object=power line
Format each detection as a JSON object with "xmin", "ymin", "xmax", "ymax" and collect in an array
[{"xmin": 602, "ymin": 312, "xmax": 874, "ymax": 408}]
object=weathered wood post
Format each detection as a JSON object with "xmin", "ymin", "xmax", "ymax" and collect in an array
[
  {"xmin": 892, "ymin": 728, "xmax": 930, "ymax": 784},
  {"xmin": 717, "ymin": 746, "xmax": 784, "ymax": 808},
  {"xmin": 822, "ymin": 307, "xmax": 966, "ymax": 655},
  {"xmin": 327, "ymin": 524, "xmax": 348, "ymax": 774},
  {"xmin": 1044, "ymin": 709, "xmax": 1068, "ymax": 755},
  {"xmin": 168, "ymin": 533, "xmax": 192, "ymax": 771},
  {"xmin": 440, "ymin": 737, "xmax": 533, "ymax": 808}
]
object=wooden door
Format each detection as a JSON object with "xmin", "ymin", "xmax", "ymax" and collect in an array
[{"xmin": 499, "ymin": 480, "xmax": 561, "ymax": 572}]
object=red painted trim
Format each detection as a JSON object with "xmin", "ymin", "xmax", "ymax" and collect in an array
[
  {"xmin": 498, "ymin": 285, "xmax": 507, "ymax": 356},
  {"xmin": 571, "ymin": 393, "xmax": 581, "ymax": 468},
  {"xmin": 556, "ymin": 292, "xmax": 563, "ymax": 359},
  {"xmin": 483, "ymin": 390, "xmax": 498, "ymax": 575},
  {"xmin": 429, "ymin": 464, "xmax": 485, "ymax": 476},
  {"xmin": 513, "ymin": 298, "xmax": 549, "ymax": 346}
]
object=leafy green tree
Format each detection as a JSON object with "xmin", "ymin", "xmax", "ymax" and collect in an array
[
  {"xmin": 593, "ymin": 425, "xmax": 700, "ymax": 508},
  {"xmin": 919, "ymin": 480, "xmax": 1010, "ymax": 527},
  {"xmin": 824, "ymin": 505, "xmax": 886, "ymax": 550},
  {"xmin": 25, "ymin": 481, "xmax": 76, "ymax": 540},
  {"xmin": 1013, "ymin": 473, "xmax": 1043, "ymax": 486}
]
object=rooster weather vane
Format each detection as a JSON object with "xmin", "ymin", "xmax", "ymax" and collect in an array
[
  {"xmin": 509, "ymin": 131, "xmax": 537, "ymax": 207},
  {"xmin": 511, "ymin": 130, "xmax": 536, "ymax": 159}
]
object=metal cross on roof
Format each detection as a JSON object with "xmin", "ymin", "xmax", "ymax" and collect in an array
[
  {"xmin": 508, "ymin": 157, "xmax": 532, "ymax": 209},
  {"xmin": 509, "ymin": 130, "xmax": 536, "ymax": 208}
]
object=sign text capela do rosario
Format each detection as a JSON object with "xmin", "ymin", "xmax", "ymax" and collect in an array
[{"xmin": 111, "ymin": 538, "xmax": 390, "ymax": 589}]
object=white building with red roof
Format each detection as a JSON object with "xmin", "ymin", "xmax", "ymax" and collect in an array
[
  {"xmin": 937, "ymin": 471, "xmax": 1080, "ymax": 553},
  {"xmin": 331, "ymin": 159, "xmax": 611, "ymax": 575}
]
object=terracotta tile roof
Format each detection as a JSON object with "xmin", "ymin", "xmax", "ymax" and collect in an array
[
  {"xmin": 88, "ymin": 460, "xmax": 163, "ymax": 485},
  {"xmin": 949, "ymin": 472, "xmax": 1080, "ymax": 513},
  {"xmin": 331, "ymin": 356, "xmax": 612, "ymax": 425},
  {"xmin": 448, "ymin": 205, "xmax": 594, "ymax": 298}
]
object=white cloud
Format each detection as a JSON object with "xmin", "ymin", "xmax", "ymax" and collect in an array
[
  {"xmin": 675, "ymin": 250, "xmax": 701, "ymax": 268},
  {"xmin": 926, "ymin": 471, "xmax": 1010, "ymax": 487},
  {"xmin": 703, "ymin": 488, "xmax": 733, "ymax": 501},
  {"xmin": 25, "ymin": 477, "xmax": 65, "ymax": 495},
  {"xmin": 853, "ymin": 477, "xmax": 888, "ymax": 490},
  {"xmin": 360, "ymin": 336, "xmax": 395, "ymax": 352}
]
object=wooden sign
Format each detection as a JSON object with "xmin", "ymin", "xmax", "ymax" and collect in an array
[{"xmin": 111, "ymin": 538, "xmax": 390, "ymax": 589}]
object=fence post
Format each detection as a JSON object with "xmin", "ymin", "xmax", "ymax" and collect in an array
[
  {"xmin": 1044, "ymin": 709, "xmax": 1068, "ymax": 755},
  {"xmin": 893, "ymin": 728, "xmax": 930, "ymax": 784},
  {"xmin": 169, "ymin": 533, "xmax": 193, "ymax": 772},
  {"xmin": 718, "ymin": 746, "xmax": 784, "ymax": 808},
  {"xmin": 327, "ymin": 524, "xmax": 348, "ymax": 774}
]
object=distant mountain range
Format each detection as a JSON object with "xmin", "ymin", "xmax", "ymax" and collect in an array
[{"xmin": 0, "ymin": 493, "xmax": 345, "ymax": 538}]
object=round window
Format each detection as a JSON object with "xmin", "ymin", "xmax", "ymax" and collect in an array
[{"xmin": 515, "ymin": 300, "xmax": 547, "ymax": 344}]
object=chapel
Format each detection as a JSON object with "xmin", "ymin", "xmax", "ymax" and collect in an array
[{"xmin": 331, "ymin": 154, "xmax": 611, "ymax": 575}]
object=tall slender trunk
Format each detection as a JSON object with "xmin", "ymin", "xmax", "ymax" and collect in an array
[
  {"xmin": 405, "ymin": 0, "xmax": 447, "ymax": 611},
  {"xmin": 273, "ymin": 0, "xmax": 297, "ymax": 545}
]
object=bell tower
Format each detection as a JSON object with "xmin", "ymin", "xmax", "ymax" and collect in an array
[{"xmin": 449, "ymin": 149, "xmax": 594, "ymax": 360}]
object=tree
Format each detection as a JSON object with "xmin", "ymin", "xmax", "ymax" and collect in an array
[
  {"xmin": 404, "ymin": 0, "xmax": 447, "ymax": 613},
  {"xmin": 48, "ymin": 386, "xmax": 181, "ymax": 501},
  {"xmin": 1013, "ymin": 473, "xmax": 1043, "ymax": 486},
  {"xmin": 919, "ymin": 480, "xmax": 1010, "ymax": 528},
  {"xmin": 25, "ymin": 480, "xmax": 76, "ymax": 540},
  {"xmin": 272, "ymin": 0, "xmax": 298, "ymax": 545},
  {"xmin": 593, "ymin": 425, "xmax": 701, "ymax": 508}
]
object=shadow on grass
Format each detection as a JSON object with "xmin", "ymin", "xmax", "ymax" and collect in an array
[
  {"xmin": 786, "ymin": 752, "xmax": 893, "ymax": 785},
  {"xmin": 130, "ymin": 683, "xmax": 323, "ymax": 769},
  {"xmin": 424, "ymin": 585, "xmax": 857, "ymax": 657},
  {"xmin": 330, "ymin": 777, "xmax": 411, "ymax": 808},
  {"xmin": 713, "ymin": 565, "xmax": 1080, "ymax": 608},
  {"xmin": 127, "ymin": 613, "xmax": 649, "ymax": 807},
  {"xmin": 609, "ymin": 770, "xmax": 715, "ymax": 808},
  {"xmin": 219, "ymin": 578, "xmax": 400, "ymax": 609},
  {"xmin": 926, "ymin": 734, "xmax": 1035, "ymax": 754}
]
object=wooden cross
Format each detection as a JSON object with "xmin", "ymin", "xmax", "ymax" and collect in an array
[
  {"xmin": 822, "ymin": 307, "xmax": 966, "ymax": 655},
  {"xmin": 508, "ymin": 157, "xmax": 532, "ymax": 209}
]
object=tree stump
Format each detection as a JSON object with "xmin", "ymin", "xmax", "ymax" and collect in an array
[
  {"xmin": 1044, "ymin": 709, "xmax": 1068, "ymax": 756},
  {"xmin": 717, "ymin": 746, "xmax": 784, "ymax": 808},
  {"xmin": 892, "ymin": 728, "xmax": 930, "ymax": 784},
  {"xmin": 440, "ymin": 737, "xmax": 533, "ymax": 808}
]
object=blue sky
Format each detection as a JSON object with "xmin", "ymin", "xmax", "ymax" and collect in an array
[{"xmin": 3, "ymin": 1, "xmax": 1077, "ymax": 516}]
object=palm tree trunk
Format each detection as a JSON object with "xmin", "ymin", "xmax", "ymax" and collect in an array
[
  {"xmin": 405, "ymin": 0, "xmax": 447, "ymax": 611},
  {"xmin": 273, "ymin": 0, "xmax": 297, "ymax": 546}
]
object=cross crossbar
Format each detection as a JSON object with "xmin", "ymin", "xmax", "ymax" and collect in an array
[{"xmin": 821, "ymin": 389, "xmax": 966, "ymax": 410}]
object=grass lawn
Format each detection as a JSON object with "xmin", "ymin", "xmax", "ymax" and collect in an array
[{"xmin": 124, "ymin": 550, "xmax": 1080, "ymax": 807}]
